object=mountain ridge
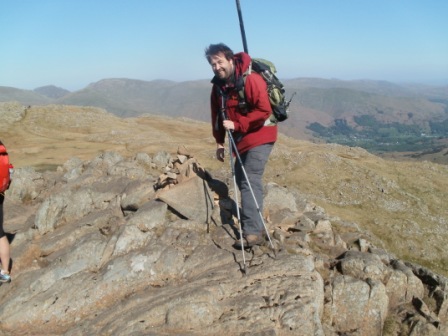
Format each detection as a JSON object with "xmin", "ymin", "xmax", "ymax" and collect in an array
[
  {"xmin": 2, "ymin": 77, "xmax": 446, "ymax": 121},
  {"xmin": 33, "ymin": 85, "xmax": 70, "ymax": 99},
  {"xmin": 2, "ymin": 77, "xmax": 447, "ymax": 162}
]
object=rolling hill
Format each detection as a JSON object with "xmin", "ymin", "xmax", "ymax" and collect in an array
[{"xmin": 2, "ymin": 77, "xmax": 447, "ymax": 161}]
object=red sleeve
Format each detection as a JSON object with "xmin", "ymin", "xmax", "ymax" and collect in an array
[{"xmin": 233, "ymin": 72, "xmax": 272, "ymax": 133}]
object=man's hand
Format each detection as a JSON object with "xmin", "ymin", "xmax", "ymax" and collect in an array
[
  {"xmin": 216, "ymin": 144, "xmax": 225, "ymax": 162},
  {"xmin": 223, "ymin": 120, "xmax": 235, "ymax": 131}
]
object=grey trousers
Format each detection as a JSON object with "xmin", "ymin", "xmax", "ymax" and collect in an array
[{"xmin": 235, "ymin": 143, "xmax": 274, "ymax": 235}]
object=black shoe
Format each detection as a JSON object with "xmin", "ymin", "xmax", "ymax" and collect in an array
[{"xmin": 233, "ymin": 234, "xmax": 264, "ymax": 249}]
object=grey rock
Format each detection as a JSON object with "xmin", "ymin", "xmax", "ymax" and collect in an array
[
  {"xmin": 337, "ymin": 250, "xmax": 388, "ymax": 282},
  {"xmin": 157, "ymin": 175, "xmax": 213, "ymax": 223},
  {"xmin": 127, "ymin": 200, "xmax": 167, "ymax": 232},
  {"xmin": 34, "ymin": 185, "xmax": 120, "ymax": 235},
  {"xmin": 61, "ymin": 157, "xmax": 85, "ymax": 182},
  {"xmin": 1, "ymin": 151, "xmax": 448, "ymax": 336},
  {"xmin": 389, "ymin": 259, "xmax": 424, "ymax": 303},
  {"xmin": 325, "ymin": 275, "xmax": 389, "ymax": 336},
  {"xmin": 7, "ymin": 167, "xmax": 45, "ymax": 202},
  {"xmin": 152, "ymin": 150, "xmax": 172, "ymax": 168},
  {"xmin": 264, "ymin": 182, "xmax": 298, "ymax": 212},
  {"xmin": 294, "ymin": 214, "xmax": 316, "ymax": 232},
  {"xmin": 133, "ymin": 152, "xmax": 152, "ymax": 166},
  {"xmin": 120, "ymin": 178, "xmax": 156, "ymax": 212}
]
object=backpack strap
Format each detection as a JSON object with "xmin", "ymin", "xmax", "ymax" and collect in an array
[
  {"xmin": 213, "ymin": 85, "xmax": 226, "ymax": 131},
  {"xmin": 236, "ymin": 62, "xmax": 252, "ymax": 114}
]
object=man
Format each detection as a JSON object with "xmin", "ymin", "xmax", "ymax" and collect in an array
[{"xmin": 205, "ymin": 43, "xmax": 277, "ymax": 248}]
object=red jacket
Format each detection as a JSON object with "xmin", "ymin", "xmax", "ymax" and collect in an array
[{"xmin": 210, "ymin": 52, "xmax": 277, "ymax": 154}]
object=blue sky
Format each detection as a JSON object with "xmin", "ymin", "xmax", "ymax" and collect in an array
[{"xmin": 1, "ymin": 0, "xmax": 447, "ymax": 91}]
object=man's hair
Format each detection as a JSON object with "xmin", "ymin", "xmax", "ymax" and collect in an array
[{"xmin": 204, "ymin": 43, "xmax": 234, "ymax": 63}]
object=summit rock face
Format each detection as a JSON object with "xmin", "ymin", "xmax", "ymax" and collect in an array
[{"xmin": 1, "ymin": 148, "xmax": 447, "ymax": 336}]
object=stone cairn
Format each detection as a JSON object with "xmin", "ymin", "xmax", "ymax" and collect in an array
[{"xmin": 153, "ymin": 145, "xmax": 212, "ymax": 192}]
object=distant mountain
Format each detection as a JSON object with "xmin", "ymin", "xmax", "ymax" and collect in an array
[
  {"xmin": 58, "ymin": 78, "xmax": 211, "ymax": 121},
  {"xmin": 285, "ymin": 78, "xmax": 416, "ymax": 97},
  {"xmin": 0, "ymin": 86, "xmax": 51, "ymax": 105},
  {"xmin": 1, "ymin": 78, "xmax": 447, "ymax": 142},
  {"xmin": 34, "ymin": 85, "xmax": 70, "ymax": 99}
]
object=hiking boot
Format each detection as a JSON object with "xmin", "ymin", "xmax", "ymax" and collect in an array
[
  {"xmin": 0, "ymin": 271, "xmax": 11, "ymax": 283},
  {"xmin": 233, "ymin": 234, "xmax": 264, "ymax": 249}
]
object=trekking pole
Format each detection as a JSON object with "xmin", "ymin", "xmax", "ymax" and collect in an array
[
  {"xmin": 219, "ymin": 98, "xmax": 275, "ymax": 253},
  {"xmin": 235, "ymin": 0, "xmax": 249, "ymax": 53},
  {"xmin": 220, "ymin": 95, "xmax": 247, "ymax": 274},
  {"xmin": 226, "ymin": 130, "xmax": 275, "ymax": 252},
  {"xmin": 234, "ymin": 0, "xmax": 275, "ymax": 251}
]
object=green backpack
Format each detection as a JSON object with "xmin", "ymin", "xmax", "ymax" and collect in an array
[{"xmin": 236, "ymin": 58, "xmax": 295, "ymax": 123}]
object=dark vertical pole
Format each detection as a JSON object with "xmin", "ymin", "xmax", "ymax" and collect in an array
[{"xmin": 235, "ymin": 0, "xmax": 249, "ymax": 53}]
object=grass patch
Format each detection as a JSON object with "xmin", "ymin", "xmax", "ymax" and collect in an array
[{"xmin": 34, "ymin": 164, "xmax": 60, "ymax": 172}]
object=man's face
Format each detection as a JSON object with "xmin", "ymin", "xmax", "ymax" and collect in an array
[{"xmin": 209, "ymin": 52, "xmax": 234, "ymax": 80}]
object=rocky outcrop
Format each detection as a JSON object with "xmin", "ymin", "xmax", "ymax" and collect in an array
[{"xmin": 1, "ymin": 149, "xmax": 447, "ymax": 335}]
